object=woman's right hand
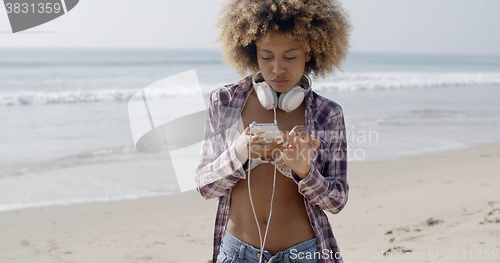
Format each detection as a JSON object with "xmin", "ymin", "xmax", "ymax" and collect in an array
[{"xmin": 234, "ymin": 127, "xmax": 285, "ymax": 163}]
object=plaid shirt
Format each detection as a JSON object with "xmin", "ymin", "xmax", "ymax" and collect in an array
[{"xmin": 196, "ymin": 76, "xmax": 348, "ymax": 263}]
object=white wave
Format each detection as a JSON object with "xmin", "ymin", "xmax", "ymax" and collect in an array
[
  {"xmin": 314, "ymin": 72, "xmax": 500, "ymax": 92},
  {"xmin": 349, "ymin": 118, "xmax": 385, "ymax": 128},
  {"xmin": 0, "ymin": 89, "xmax": 132, "ymax": 106},
  {"xmin": 0, "ymin": 84, "xmax": 212, "ymax": 106},
  {"xmin": 75, "ymin": 146, "xmax": 138, "ymax": 158},
  {"xmin": 2, "ymin": 72, "xmax": 499, "ymax": 106}
]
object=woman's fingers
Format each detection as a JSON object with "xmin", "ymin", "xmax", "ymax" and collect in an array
[
  {"xmin": 284, "ymin": 127, "xmax": 318, "ymax": 148},
  {"xmin": 288, "ymin": 125, "xmax": 315, "ymax": 145},
  {"xmin": 249, "ymin": 132, "xmax": 265, "ymax": 143},
  {"xmin": 288, "ymin": 125, "xmax": 306, "ymax": 137},
  {"xmin": 246, "ymin": 126, "xmax": 320, "ymax": 161},
  {"xmin": 281, "ymin": 132, "xmax": 293, "ymax": 144}
]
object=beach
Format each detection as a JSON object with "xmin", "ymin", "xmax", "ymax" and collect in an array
[
  {"xmin": 2, "ymin": 1, "xmax": 499, "ymax": 261},
  {"xmin": 1, "ymin": 143, "xmax": 498, "ymax": 263},
  {"xmin": 1, "ymin": 48, "xmax": 499, "ymax": 262}
]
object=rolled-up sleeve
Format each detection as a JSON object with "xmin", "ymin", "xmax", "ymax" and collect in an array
[
  {"xmin": 292, "ymin": 107, "xmax": 348, "ymax": 214},
  {"xmin": 195, "ymin": 90, "xmax": 246, "ymax": 199}
]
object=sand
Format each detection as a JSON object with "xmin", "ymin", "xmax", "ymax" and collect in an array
[{"xmin": 1, "ymin": 144, "xmax": 499, "ymax": 263}]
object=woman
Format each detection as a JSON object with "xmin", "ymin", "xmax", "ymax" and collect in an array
[{"xmin": 196, "ymin": 0, "xmax": 351, "ymax": 262}]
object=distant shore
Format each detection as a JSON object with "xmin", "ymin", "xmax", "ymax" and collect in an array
[{"xmin": 1, "ymin": 143, "xmax": 499, "ymax": 263}]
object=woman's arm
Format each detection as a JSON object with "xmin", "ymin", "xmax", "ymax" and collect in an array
[
  {"xmin": 195, "ymin": 91, "xmax": 247, "ymax": 199},
  {"xmin": 286, "ymin": 108, "xmax": 349, "ymax": 214}
]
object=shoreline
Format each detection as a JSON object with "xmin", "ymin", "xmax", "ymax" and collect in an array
[
  {"xmin": 1, "ymin": 143, "xmax": 499, "ymax": 262},
  {"xmin": 2, "ymin": 140, "xmax": 498, "ymax": 214}
]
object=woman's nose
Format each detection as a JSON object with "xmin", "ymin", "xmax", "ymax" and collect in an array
[{"xmin": 272, "ymin": 59, "xmax": 285, "ymax": 75}]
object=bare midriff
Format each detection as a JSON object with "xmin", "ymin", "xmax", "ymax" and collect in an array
[{"xmin": 226, "ymin": 90, "xmax": 315, "ymax": 255}]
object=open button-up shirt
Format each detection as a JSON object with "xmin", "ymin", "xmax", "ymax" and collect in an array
[{"xmin": 195, "ymin": 76, "xmax": 348, "ymax": 263}]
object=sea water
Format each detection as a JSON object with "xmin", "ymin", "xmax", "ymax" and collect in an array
[{"xmin": 1, "ymin": 48, "xmax": 499, "ymax": 211}]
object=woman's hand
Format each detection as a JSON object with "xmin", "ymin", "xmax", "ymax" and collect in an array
[
  {"xmin": 281, "ymin": 125, "xmax": 321, "ymax": 179},
  {"xmin": 234, "ymin": 127, "xmax": 285, "ymax": 163}
]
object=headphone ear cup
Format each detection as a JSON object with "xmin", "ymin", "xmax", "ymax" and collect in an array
[
  {"xmin": 278, "ymin": 85, "xmax": 306, "ymax": 113},
  {"xmin": 255, "ymin": 81, "xmax": 278, "ymax": 110}
]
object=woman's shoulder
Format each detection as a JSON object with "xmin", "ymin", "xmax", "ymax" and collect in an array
[
  {"xmin": 209, "ymin": 76, "xmax": 252, "ymax": 106},
  {"xmin": 308, "ymin": 91, "xmax": 344, "ymax": 120}
]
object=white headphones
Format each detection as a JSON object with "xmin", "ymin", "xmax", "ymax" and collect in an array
[{"xmin": 252, "ymin": 72, "xmax": 311, "ymax": 113}]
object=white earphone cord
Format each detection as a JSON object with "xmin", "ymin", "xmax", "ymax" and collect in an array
[{"xmin": 247, "ymin": 107, "xmax": 278, "ymax": 263}]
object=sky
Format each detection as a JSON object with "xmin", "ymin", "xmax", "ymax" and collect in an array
[{"xmin": 0, "ymin": 0, "xmax": 499, "ymax": 55}]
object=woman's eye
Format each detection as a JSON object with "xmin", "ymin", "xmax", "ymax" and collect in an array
[
  {"xmin": 285, "ymin": 56, "xmax": 297, "ymax": 60},
  {"xmin": 261, "ymin": 57, "xmax": 272, "ymax": 60}
]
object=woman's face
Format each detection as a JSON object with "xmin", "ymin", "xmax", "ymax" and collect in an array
[{"xmin": 256, "ymin": 32, "xmax": 311, "ymax": 93}]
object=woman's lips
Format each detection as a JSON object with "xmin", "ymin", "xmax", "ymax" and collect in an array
[{"xmin": 272, "ymin": 78, "xmax": 288, "ymax": 87}]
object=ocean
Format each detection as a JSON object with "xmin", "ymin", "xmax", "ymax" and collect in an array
[{"xmin": 1, "ymin": 48, "xmax": 499, "ymax": 212}]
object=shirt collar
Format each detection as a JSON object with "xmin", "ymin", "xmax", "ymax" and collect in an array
[{"xmin": 234, "ymin": 76, "xmax": 253, "ymax": 94}]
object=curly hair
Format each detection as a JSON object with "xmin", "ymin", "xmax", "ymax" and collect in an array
[{"xmin": 217, "ymin": 0, "xmax": 352, "ymax": 78}]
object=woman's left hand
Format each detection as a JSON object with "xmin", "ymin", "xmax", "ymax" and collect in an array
[{"xmin": 281, "ymin": 125, "xmax": 321, "ymax": 179}]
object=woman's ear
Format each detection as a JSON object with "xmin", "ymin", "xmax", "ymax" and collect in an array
[{"xmin": 306, "ymin": 52, "xmax": 311, "ymax": 62}]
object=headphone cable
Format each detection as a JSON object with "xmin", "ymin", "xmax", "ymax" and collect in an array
[{"xmin": 247, "ymin": 107, "xmax": 278, "ymax": 263}]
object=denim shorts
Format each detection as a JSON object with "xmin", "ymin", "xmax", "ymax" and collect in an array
[{"xmin": 216, "ymin": 231, "xmax": 318, "ymax": 263}]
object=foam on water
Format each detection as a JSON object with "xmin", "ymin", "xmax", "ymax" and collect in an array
[
  {"xmin": 0, "ymin": 85, "xmax": 216, "ymax": 106},
  {"xmin": 315, "ymin": 72, "xmax": 500, "ymax": 92}
]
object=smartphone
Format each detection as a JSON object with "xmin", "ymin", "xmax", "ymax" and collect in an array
[{"xmin": 249, "ymin": 121, "xmax": 283, "ymax": 144}]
